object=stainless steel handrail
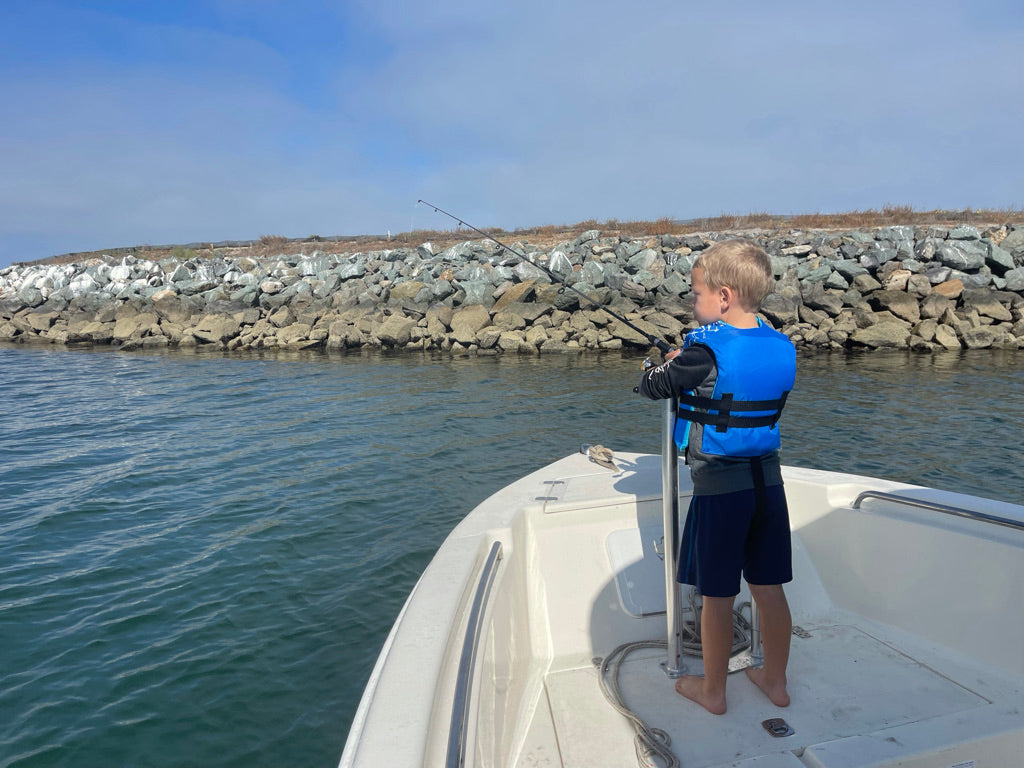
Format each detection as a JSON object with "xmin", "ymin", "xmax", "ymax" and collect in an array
[
  {"xmin": 446, "ymin": 540, "xmax": 503, "ymax": 768},
  {"xmin": 662, "ymin": 396, "xmax": 685, "ymax": 677},
  {"xmin": 852, "ymin": 490, "xmax": 1024, "ymax": 532}
]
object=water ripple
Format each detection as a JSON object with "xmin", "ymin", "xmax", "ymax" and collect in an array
[{"xmin": 0, "ymin": 345, "xmax": 1021, "ymax": 767}]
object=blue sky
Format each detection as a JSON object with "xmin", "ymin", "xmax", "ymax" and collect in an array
[{"xmin": 1, "ymin": 0, "xmax": 1022, "ymax": 267}]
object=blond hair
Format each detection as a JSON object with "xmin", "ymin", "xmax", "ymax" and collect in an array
[{"xmin": 692, "ymin": 239, "xmax": 774, "ymax": 310}]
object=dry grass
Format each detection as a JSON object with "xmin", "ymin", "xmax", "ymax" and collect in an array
[{"xmin": 16, "ymin": 205, "xmax": 1023, "ymax": 268}]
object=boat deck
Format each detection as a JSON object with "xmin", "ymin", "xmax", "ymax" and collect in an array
[
  {"xmin": 502, "ymin": 454, "xmax": 1024, "ymax": 768},
  {"xmin": 537, "ymin": 612, "xmax": 1019, "ymax": 768},
  {"xmin": 338, "ymin": 453, "xmax": 1024, "ymax": 768}
]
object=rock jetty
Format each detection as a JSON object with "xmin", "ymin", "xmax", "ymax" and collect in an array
[{"xmin": 2, "ymin": 224, "xmax": 1023, "ymax": 354}]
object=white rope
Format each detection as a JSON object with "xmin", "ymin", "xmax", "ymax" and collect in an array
[{"xmin": 597, "ymin": 600, "xmax": 753, "ymax": 768}]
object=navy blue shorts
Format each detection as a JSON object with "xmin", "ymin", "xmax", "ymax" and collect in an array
[{"xmin": 677, "ymin": 485, "xmax": 793, "ymax": 598}]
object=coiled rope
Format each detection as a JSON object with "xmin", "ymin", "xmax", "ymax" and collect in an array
[{"xmin": 597, "ymin": 595, "xmax": 752, "ymax": 768}]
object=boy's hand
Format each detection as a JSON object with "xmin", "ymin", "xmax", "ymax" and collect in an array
[{"xmin": 663, "ymin": 347, "xmax": 680, "ymax": 362}]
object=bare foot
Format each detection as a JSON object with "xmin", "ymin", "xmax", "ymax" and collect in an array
[
  {"xmin": 674, "ymin": 675, "xmax": 727, "ymax": 715},
  {"xmin": 745, "ymin": 667, "xmax": 790, "ymax": 707}
]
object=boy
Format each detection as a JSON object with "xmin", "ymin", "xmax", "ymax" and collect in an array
[{"xmin": 637, "ymin": 239, "xmax": 796, "ymax": 715}]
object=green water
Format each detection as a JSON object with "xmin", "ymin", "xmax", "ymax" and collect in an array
[{"xmin": 1, "ymin": 346, "xmax": 1021, "ymax": 767}]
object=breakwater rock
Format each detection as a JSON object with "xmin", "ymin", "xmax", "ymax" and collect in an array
[{"xmin": 3, "ymin": 224, "xmax": 1023, "ymax": 354}]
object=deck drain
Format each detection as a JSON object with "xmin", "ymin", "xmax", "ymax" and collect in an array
[
  {"xmin": 762, "ymin": 718, "xmax": 795, "ymax": 738},
  {"xmin": 792, "ymin": 625, "xmax": 811, "ymax": 638}
]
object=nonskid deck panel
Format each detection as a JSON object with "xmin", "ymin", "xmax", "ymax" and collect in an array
[{"xmin": 541, "ymin": 620, "xmax": 998, "ymax": 768}]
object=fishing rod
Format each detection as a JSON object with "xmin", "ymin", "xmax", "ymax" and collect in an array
[{"xmin": 417, "ymin": 200, "xmax": 672, "ymax": 354}]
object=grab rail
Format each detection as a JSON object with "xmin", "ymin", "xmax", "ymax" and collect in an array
[
  {"xmin": 852, "ymin": 491, "xmax": 1024, "ymax": 532},
  {"xmin": 446, "ymin": 540, "xmax": 503, "ymax": 768}
]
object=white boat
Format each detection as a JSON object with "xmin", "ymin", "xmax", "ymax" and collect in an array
[{"xmin": 340, "ymin": 416, "xmax": 1024, "ymax": 767}]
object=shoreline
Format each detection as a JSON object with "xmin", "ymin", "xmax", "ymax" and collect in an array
[{"xmin": 2, "ymin": 223, "xmax": 1022, "ymax": 355}]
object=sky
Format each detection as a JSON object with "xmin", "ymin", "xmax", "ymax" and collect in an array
[{"xmin": 1, "ymin": 0, "xmax": 1022, "ymax": 268}]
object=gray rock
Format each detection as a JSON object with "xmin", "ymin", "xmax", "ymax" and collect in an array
[
  {"xmin": 961, "ymin": 288, "xmax": 1013, "ymax": 322},
  {"xmin": 850, "ymin": 321, "xmax": 911, "ymax": 348},
  {"xmin": 831, "ymin": 259, "xmax": 869, "ymax": 280},
  {"xmin": 580, "ymin": 260, "xmax": 606, "ymax": 287},
  {"xmin": 513, "ymin": 261, "xmax": 549, "ymax": 283},
  {"xmin": 432, "ymin": 279, "xmax": 455, "ymax": 300},
  {"xmin": 1004, "ymin": 267, "xmax": 1024, "ymax": 292},
  {"xmin": 761, "ymin": 293, "xmax": 800, "ymax": 327},
  {"xmin": 798, "ymin": 263, "xmax": 833, "ymax": 283},
  {"xmin": 573, "ymin": 229, "xmax": 601, "ymax": 248},
  {"xmin": 851, "ymin": 274, "xmax": 882, "ymax": 293},
  {"xmin": 375, "ymin": 315, "xmax": 416, "ymax": 346},
  {"xmin": 781, "ymin": 244, "xmax": 813, "ymax": 256},
  {"xmin": 192, "ymin": 314, "xmax": 241, "ymax": 344},
  {"xmin": 933, "ymin": 324, "xmax": 961, "ymax": 350},
  {"xmin": 16, "ymin": 286, "xmax": 44, "ymax": 307},
  {"xmin": 450, "ymin": 305, "xmax": 491, "ymax": 344},
  {"xmin": 985, "ymin": 243, "xmax": 1015, "ymax": 275},
  {"xmin": 626, "ymin": 248, "xmax": 661, "ymax": 274},
  {"xmin": 869, "ymin": 290, "xmax": 920, "ymax": 323},
  {"xmin": 659, "ymin": 272, "xmax": 690, "ymax": 296},
  {"xmin": 999, "ymin": 229, "xmax": 1024, "ymax": 260},
  {"xmin": 620, "ymin": 280, "xmax": 646, "ymax": 302},
  {"xmin": 169, "ymin": 264, "xmax": 192, "ymax": 283},
  {"xmin": 770, "ymin": 255, "xmax": 797, "ymax": 277},
  {"xmin": 840, "ymin": 288, "xmax": 871, "ymax": 311},
  {"xmin": 825, "ymin": 271, "xmax": 850, "ymax": 290},
  {"xmin": 801, "ymin": 282, "xmax": 844, "ymax": 315},
  {"xmin": 948, "ymin": 225, "xmax": 981, "ymax": 241},
  {"xmin": 906, "ymin": 274, "xmax": 932, "ymax": 297},
  {"xmin": 616, "ymin": 240, "xmax": 645, "ymax": 260},
  {"xmin": 672, "ymin": 253, "xmax": 697, "ymax": 274},
  {"xmin": 878, "ymin": 226, "xmax": 915, "ymax": 257},
  {"xmin": 840, "ymin": 242, "xmax": 865, "ymax": 259},
  {"xmin": 936, "ymin": 242, "xmax": 985, "ymax": 271},
  {"xmin": 547, "ymin": 251, "xmax": 574, "ymax": 277},
  {"xmin": 540, "ymin": 338, "xmax": 571, "ymax": 353},
  {"xmin": 949, "ymin": 269, "xmax": 992, "ymax": 288},
  {"xmin": 962, "ymin": 327, "xmax": 997, "ymax": 349},
  {"xmin": 337, "ymin": 260, "xmax": 367, "ymax": 280},
  {"xmin": 459, "ymin": 280, "xmax": 493, "ymax": 307},
  {"xmin": 860, "ymin": 245, "xmax": 898, "ymax": 270},
  {"xmin": 632, "ymin": 269, "xmax": 662, "ymax": 291}
]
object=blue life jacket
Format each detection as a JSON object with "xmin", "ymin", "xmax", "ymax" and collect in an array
[{"xmin": 674, "ymin": 320, "xmax": 796, "ymax": 457}]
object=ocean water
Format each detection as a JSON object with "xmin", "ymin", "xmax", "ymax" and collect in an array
[{"xmin": 1, "ymin": 345, "xmax": 1021, "ymax": 767}]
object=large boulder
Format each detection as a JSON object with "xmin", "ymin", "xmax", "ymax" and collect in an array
[
  {"xmin": 375, "ymin": 314, "xmax": 416, "ymax": 346},
  {"xmin": 961, "ymin": 288, "xmax": 1013, "ymax": 322},
  {"xmin": 192, "ymin": 313, "xmax": 241, "ymax": 343},
  {"xmin": 850, "ymin": 321, "xmax": 911, "ymax": 348},
  {"xmin": 801, "ymin": 282, "xmax": 844, "ymax": 316},
  {"xmin": 490, "ymin": 280, "xmax": 537, "ymax": 313},
  {"xmin": 936, "ymin": 242, "xmax": 985, "ymax": 271},
  {"xmin": 607, "ymin": 317, "xmax": 661, "ymax": 347},
  {"xmin": 760, "ymin": 293, "xmax": 800, "ymax": 327},
  {"xmin": 450, "ymin": 305, "xmax": 491, "ymax": 344},
  {"xmin": 1003, "ymin": 267, "xmax": 1024, "ymax": 292},
  {"xmin": 868, "ymin": 290, "xmax": 920, "ymax": 323}
]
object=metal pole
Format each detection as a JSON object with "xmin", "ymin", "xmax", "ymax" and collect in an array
[
  {"xmin": 662, "ymin": 395, "xmax": 685, "ymax": 677},
  {"xmin": 749, "ymin": 599, "xmax": 763, "ymax": 667}
]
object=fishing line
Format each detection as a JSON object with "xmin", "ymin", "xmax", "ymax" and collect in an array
[{"xmin": 416, "ymin": 200, "xmax": 671, "ymax": 354}]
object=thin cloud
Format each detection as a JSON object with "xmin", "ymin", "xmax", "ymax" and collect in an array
[{"xmin": 1, "ymin": 0, "xmax": 1021, "ymax": 267}]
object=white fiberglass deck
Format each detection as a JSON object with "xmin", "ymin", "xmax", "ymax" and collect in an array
[
  {"xmin": 498, "ymin": 454, "xmax": 1024, "ymax": 768},
  {"xmin": 340, "ymin": 452, "xmax": 1024, "ymax": 768},
  {"xmin": 540, "ymin": 617, "xmax": 1018, "ymax": 768}
]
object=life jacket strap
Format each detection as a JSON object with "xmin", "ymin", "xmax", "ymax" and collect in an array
[{"xmin": 677, "ymin": 391, "xmax": 789, "ymax": 433}]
